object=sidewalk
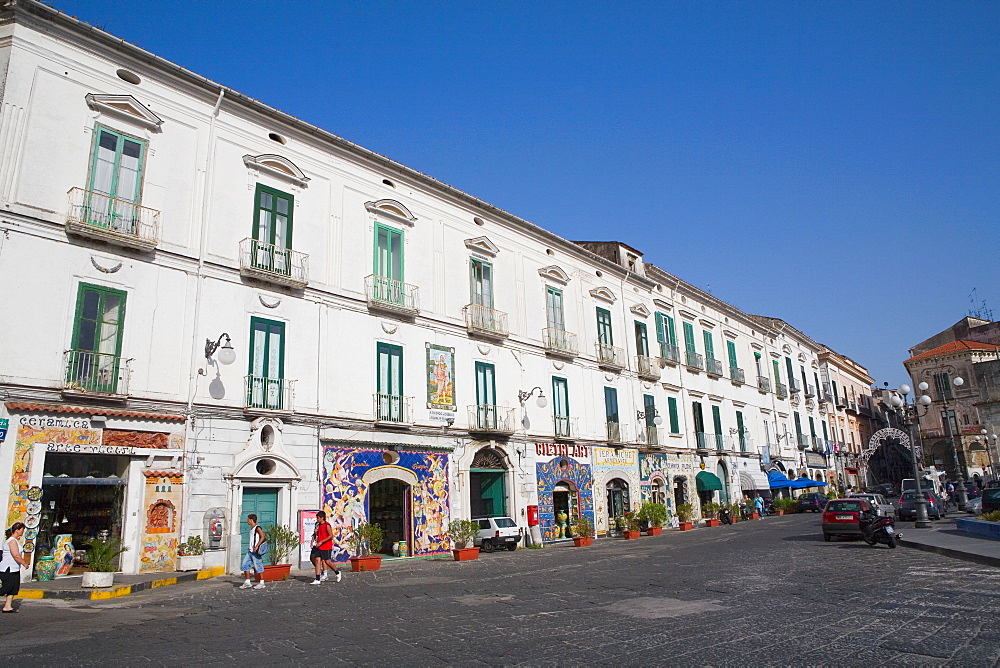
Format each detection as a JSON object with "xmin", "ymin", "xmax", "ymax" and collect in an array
[
  {"xmin": 898, "ymin": 515, "xmax": 1000, "ymax": 567},
  {"xmin": 15, "ymin": 566, "xmax": 225, "ymax": 601}
]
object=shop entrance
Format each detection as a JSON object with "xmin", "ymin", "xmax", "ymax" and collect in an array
[
  {"xmin": 606, "ymin": 478, "xmax": 628, "ymax": 533},
  {"xmin": 673, "ymin": 476, "xmax": 688, "ymax": 511},
  {"xmin": 38, "ymin": 453, "xmax": 129, "ymax": 574},
  {"xmin": 369, "ymin": 478, "xmax": 410, "ymax": 556},
  {"xmin": 240, "ymin": 487, "xmax": 278, "ymax": 559},
  {"xmin": 469, "ymin": 447, "xmax": 508, "ymax": 518},
  {"xmin": 552, "ymin": 482, "xmax": 579, "ymax": 539}
]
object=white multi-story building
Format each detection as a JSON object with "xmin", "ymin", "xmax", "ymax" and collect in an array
[{"xmin": 0, "ymin": 0, "xmax": 858, "ymax": 576}]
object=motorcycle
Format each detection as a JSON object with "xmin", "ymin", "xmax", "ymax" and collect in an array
[
  {"xmin": 719, "ymin": 507, "xmax": 733, "ymax": 525},
  {"xmin": 858, "ymin": 511, "xmax": 900, "ymax": 548}
]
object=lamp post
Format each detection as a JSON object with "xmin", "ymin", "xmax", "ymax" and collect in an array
[
  {"xmin": 944, "ymin": 376, "xmax": 968, "ymax": 510},
  {"xmin": 889, "ymin": 383, "xmax": 932, "ymax": 528},
  {"xmin": 517, "ymin": 387, "xmax": 547, "ymax": 431},
  {"xmin": 978, "ymin": 428, "xmax": 999, "ymax": 484}
]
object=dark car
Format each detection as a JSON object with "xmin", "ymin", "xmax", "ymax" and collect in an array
[
  {"xmin": 797, "ymin": 492, "xmax": 829, "ymax": 513},
  {"xmin": 822, "ymin": 498, "xmax": 872, "ymax": 541},
  {"xmin": 897, "ymin": 491, "xmax": 944, "ymax": 520},
  {"xmin": 982, "ymin": 487, "xmax": 1000, "ymax": 514}
]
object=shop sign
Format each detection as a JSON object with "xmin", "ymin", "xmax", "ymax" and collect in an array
[
  {"xmin": 19, "ymin": 415, "xmax": 92, "ymax": 429},
  {"xmin": 45, "ymin": 442, "xmax": 135, "ymax": 456},
  {"xmin": 535, "ymin": 442, "xmax": 588, "ymax": 459},
  {"xmin": 805, "ymin": 451, "xmax": 827, "ymax": 468},
  {"xmin": 593, "ymin": 447, "xmax": 636, "ymax": 467},
  {"xmin": 0, "ymin": 418, "xmax": 7, "ymax": 442}
]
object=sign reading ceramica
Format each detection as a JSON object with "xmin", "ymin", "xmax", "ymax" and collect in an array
[{"xmin": 593, "ymin": 447, "xmax": 637, "ymax": 467}]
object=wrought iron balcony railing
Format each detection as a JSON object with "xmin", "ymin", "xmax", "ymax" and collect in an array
[
  {"xmin": 729, "ymin": 367, "xmax": 745, "ymax": 384},
  {"xmin": 659, "ymin": 342, "xmax": 680, "ymax": 365},
  {"xmin": 365, "ymin": 275, "xmax": 419, "ymax": 315},
  {"xmin": 245, "ymin": 375, "xmax": 296, "ymax": 412},
  {"xmin": 789, "ymin": 378, "xmax": 801, "ymax": 393},
  {"xmin": 757, "ymin": 376, "xmax": 772, "ymax": 392},
  {"xmin": 606, "ymin": 420, "xmax": 629, "ymax": 444},
  {"xmin": 805, "ymin": 384, "xmax": 816, "ymax": 398},
  {"xmin": 542, "ymin": 328, "xmax": 578, "ymax": 357},
  {"xmin": 239, "ymin": 238, "xmax": 309, "ymax": 288},
  {"xmin": 797, "ymin": 433, "xmax": 810, "ymax": 449},
  {"xmin": 553, "ymin": 415, "xmax": 578, "ymax": 440},
  {"xmin": 776, "ymin": 383, "xmax": 788, "ymax": 399},
  {"xmin": 66, "ymin": 187, "xmax": 159, "ymax": 251},
  {"xmin": 373, "ymin": 393, "xmax": 412, "ymax": 424},
  {"xmin": 463, "ymin": 304, "xmax": 509, "ymax": 340},
  {"xmin": 706, "ymin": 358, "xmax": 724, "ymax": 377},
  {"xmin": 696, "ymin": 431, "xmax": 709, "ymax": 451},
  {"xmin": 63, "ymin": 350, "xmax": 132, "ymax": 396},
  {"xmin": 636, "ymin": 425, "xmax": 662, "ymax": 447},
  {"xmin": 714, "ymin": 432, "xmax": 724, "ymax": 450},
  {"xmin": 596, "ymin": 343, "xmax": 625, "ymax": 370},
  {"xmin": 685, "ymin": 351, "xmax": 704, "ymax": 371},
  {"xmin": 636, "ymin": 355, "xmax": 660, "ymax": 380},
  {"xmin": 467, "ymin": 404, "xmax": 515, "ymax": 435}
]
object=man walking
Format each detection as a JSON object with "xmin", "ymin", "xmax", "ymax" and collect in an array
[
  {"xmin": 754, "ymin": 494, "xmax": 764, "ymax": 518},
  {"xmin": 240, "ymin": 513, "xmax": 268, "ymax": 590},
  {"xmin": 310, "ymin": 511, "xmax": 342, "ymax": 585}
]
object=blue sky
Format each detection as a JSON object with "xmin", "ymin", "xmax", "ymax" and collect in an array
[{"xmin": 55, "ymin": 1, "xmax": 999, "ymax": 388}]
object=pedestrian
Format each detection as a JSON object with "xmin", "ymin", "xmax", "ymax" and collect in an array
[
  {"xmin": 754, "ymin": 494, "xmax": 764, "ymax": 518},
  {"xmin": 240, "ymin": 514, "xmax": 268, "ymax": 590},
  {"xmin": 1, "ymin": 522, "xmax": 30, "ymax": 613},
  {"xmin": 309, "ymin": 511, "xmax": 342, "ymax": 585}
]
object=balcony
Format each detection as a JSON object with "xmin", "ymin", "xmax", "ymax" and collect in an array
[
  {"xmin": 467, "ymin": 404, "xmax": 515, "ymax": 436},
  {"xmin": 805, "ymin": 384, "xmax": 816, "ymax": 398},
  {"xmin": 373, "ymin": 393, "xmax": 412, "ymax": 426},
  {"xmin": 65, "ymin": 187, "xmax": 159, "ymax": 252},
  {"xmin": 695, "ymin": 431, "xmax": 710, "ymax": 453},
  {"xmin": 63, "ymin": 350, "xmax": 132, "ymax": 398},
  {"xmin": 552, "ymin": 415, "xmax": 578, "ymax": 441},
  {"xmin": 606, "ymin": 420, "xmax": 630, "ymax": 444},
  {"xmin": 821, "ymin": 392, "xmax": 834, "ymax": 404},
  {"xmin": 245, "ymin": 375, "xmax": 296, "ymax": 413},
  {"xmin": 776, "ymin": 383, "xmax": 788, "ymax": 399},
  {"xmin": 365, "ymin": 274, "xmax": 419, "ymax": 316},
  {"xmin": 789, "ymin": 379, "xmax": 801, "ymax": 394},
  {"xmin": 797, "ymin": 433, "xmax": 810, "ymax": 449},
  {"xmin": 714, "ymin": 432, "xmax": 724, "ymax": 450},
  {"xmin": 636, "ymin": 355, "xmax": 661, "ymax": 381},
  {"xmin": 659, "ymin": 342, "xmax": 680, "ymax": 365},
  {"xmin": 542, "ymin": 328, "xmax": 578, "ymax": 358},
  {"xmin": 835, "ymin": 396, "xmax": 847, "ymax": 409},
  {"xmin": 685, "ymin": 350, "xmax": 704, "ymax": 371},
  {"xmin": 729, "ymin": 367, "xmax": 745, "ymax": 384},
  {"xmin": 239, "ymin": 238, "xmax": 309, "ymax": 288},
  {"xmin": 596, "ymin": 343, "xmax": 625, "ymax": 371},
  {"xmin": 812, "ymin": 436, "xmax": 825, "ymax": 452},
  {"xmin": 757, "ymin": 376, "xmax": 772, "ymax": 393},
  {"xmin": 636, "ymin": 425, "xmax": 662, "ymax": 447},
  {"xmin": 846, "ymin": 400, "xmax": 859, "ymax": 414},
  {"xmin": 706, "ymin": 358, "xmax": 724, "ymax": 377},
  {"xmin": 463, "ymin": 304, "xmax": 509, "ymax": 340}
]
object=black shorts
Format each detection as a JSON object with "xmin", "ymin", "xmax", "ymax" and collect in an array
[
  {"xmin": 310, "ymin": 547, "xmax": 332, "ymax": 561},
  {"xmin": 0, "ymin": 570, "xmax": 21, "ymax": 597}
]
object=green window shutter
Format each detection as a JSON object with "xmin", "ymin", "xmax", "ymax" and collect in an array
[
  {"xmin": 668, "ymin": 397, "xmax": 679, "ymax": 434},
  {"xmin": 666, "ymin": 316, "xmax": 676, "ymax": 346},
  {"xmin": 832, "ymin": 381, "xmax": 839, "ymax": 403},
  {"xmin": 470, "ymin": 258, "xmax": 493, "ymax": 307},
  {"xmin": 712, "ymin": 405, "xmax": 722, "ymax": 432},
  {"xmin": 727, "ymin": 340, "xmax": 738, "ymax": 369},
  {"xmin": 249, "ymin": 317, "xmax": 287, "ymax": 410},
  {"xmin": 375, "ymin": 342, "xmax": 404, "ymax": 421},
  {"xmin": 822, "ymin": 421, "xmax": 829, "ymax": 440},
  {"xmin": 655, "ymin": 313, "xmax": 667, "ymax": 344},
  {"xmin": 604, "ymin": 387, "xmax": 619, "ymax": 422},
  {"xmin": 736, "ymin": 410, "xmax": 746, "ymax": 451},
  {"xmin": 772, "ymin": 360, "xmax": 782, "ymax": 384},
  {"xmin": 69, "ymin": 283, "xmax": 127, "ymax": 394},
  {"xmin": 89, "ymin": 125, "xmax": 146, "ymax": 204},
  {"xmin": 596, "ymin": 308, "xmax": 613, "ymax": 345},
  {"xmin": 808, "ymin": 416, "xmax": 816, "ymax": 437},
  {"xmin": 475, "ymin": 362, "xmax": 496, "ymax": 406},
  {"xmin": 546, "ymin": 287, "xmax": 564, "ymax": 330},
  {"xmin": 253, "ymin": 184, "xmax": 294, "ymax": 248},
  {"xmin": 643, "ymin": 394, "xmax": 656, "ymax": 427},
  {"xmin": 634, "ymin": 321, "xmax": 649, "ymax": 356},
  {"xmin": 692, "ymin": 401, "xmax": 704, "ymax": 432},
  {"xmin": 703, "ymin": 330, "xmax": 715, "ymax": 361},
  {"xmin": 794, "ymin": 413, "xmax": 803, "ymax": 438},
  {"xmin": 374, "ymin": 224, "xmax": 404, "ymax": 280},
  {"xmin": 814, "ymin": 372, "xmax": 821, "ymax": 394},
  {"xmin": 683, "ymin": 322, "xmax": 696, "ymax": 353},
  {"xmin": 785, "ymin": 357, "xmax": 795, "ymax": 384}
]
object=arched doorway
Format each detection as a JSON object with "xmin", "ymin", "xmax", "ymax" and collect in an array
[
  {"xmin": 673, "ymin": 475, "xmax": 689, "ymax": 510},
  {"xmin": 552, "ymin": 481, "xmax": 580, "ymax": 538},
  {"xmin": 470, "ymin": 447, "xmax": 509, "ymax": 517},
  {"xmin": 606, "ymin": 478, "xmax": 629, "ymax": 534},
  {"xmin": 650, "ymin": 476, "xmax": 667, "ymax": 506},
  {"xmin": 716, "ymin": 462, "xmax": 730, "ymax": 505},
  {"xmin": 369, "ymin": 478, "xmax": 410, "ymax": 556}
]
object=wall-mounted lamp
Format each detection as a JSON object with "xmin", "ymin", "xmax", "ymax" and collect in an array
[
  {"xmin": 636, "ymin": 409, "xmax": 663, "ymax": 426},
  {"xmin": 205, "ymin": 333, "xmax": 236, "ymax": 365},
  {"xmin": 517, "ymin": 387, "xmax": 547, "ymax": 408}
]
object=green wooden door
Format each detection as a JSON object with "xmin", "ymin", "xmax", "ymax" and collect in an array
[
  {"xmin": 376, "ymin": 342, "xmax": 404, "ymax": 421},
  {"xmin": 248, "ymin": 318, "xmax": 285, "ymax": 409},
  {"xmin": 240, "ymin": 487, "xmax": 279, "ymax": 564},
  {"xmin": 88, "ymin": 125, "xmax": 146, "ymax": 232},
  {"xmin": 252, "ymin": 184, "xmax": 293, "ymax": 274},
  {"xmin": 475, "ymin": 361, "xmax": 497, "ymax": 429},
  {"xmin": 69, "ymin": 283, "xmax": 127, "ymax": 393}
]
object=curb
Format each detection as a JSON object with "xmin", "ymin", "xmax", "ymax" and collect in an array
[
  {"xmin": 898, "ymin": 539, "xmax": 1000, "ymax": 568},
  {"xmin": 16, "ymin": 566, "xmax": 225, "ymax": 600}
]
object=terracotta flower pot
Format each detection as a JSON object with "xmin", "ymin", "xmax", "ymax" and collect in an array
[
  {"xmin": 705, "ymin": 519, "xmax": 720, "ymax": 527},
  {"xmin": 679, "ymin": 521, "xmax": 694, "ymax": 531},
  {"xmin": 751, "ymin": 513, "xmax": 760, "ymax": 520},
  {"xmin": 349, "ymin": 555, "xmax": 383, "ymax": 572},
  {"xmin": 645, "ymin": 526, "xmax": 663, "ymax": 536},
  {"xmin": 777, "ymin": 510, "xmax": 785, "ymax": 516},
  {"xmin": 452, "ymin": 547, "xmax": 480, "ymax": 561},
  {"xmin": 572, "ymin": 536, "xmax": 593, "ymax": 547},
  {"xmin": 261, "ymin": 563, "xmax": 292, "ymax": 582},
  {"xmin": 623, "ymin": 530, "xmax": 641, "ymax": 540}
]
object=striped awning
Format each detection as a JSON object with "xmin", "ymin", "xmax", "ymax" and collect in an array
[{"xmin": 738, "ymin": 468, "xmax": 770, "ymax": 491}]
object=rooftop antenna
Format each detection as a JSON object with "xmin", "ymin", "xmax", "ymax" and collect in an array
[{"xmin": 968, "ymin": 287, "xmax": 994, "ymax": 322}]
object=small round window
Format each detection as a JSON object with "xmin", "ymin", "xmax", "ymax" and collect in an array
[
  {"xmin": 255, "ymin": 459, "xmax": 276, "ymax": 475},
  {"xmin": 116, "ymin": 69, "xmax": 141, "ymax": 85}
]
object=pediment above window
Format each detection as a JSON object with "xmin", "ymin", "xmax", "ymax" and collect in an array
[
  {"xmin": 797, "ymin": 353, "xmax": 808, "ymax": 362},
  {"xmin": 538, "ymin": 265, "xmax": 570, "ymax": 285},
  {"xmin": 782, "ymin": 344, "xmax": 792, "ymax": 354},
  {"xmin": 464, "ymin": 236, "xmax": 499, "ymax": 257},
  {"xmin": 365, "ymin": 199, "xmax": 416, "ymax": 226},
  {"xmin": 589, "ymin": 287, "xmax": 617, "ymax": 303},
  {"xmin": 629, "ymin": 304, "xmax": 650, "ymax": 318},
  {"xmin": 243, "ymin": 154, "xmax": 310, "ymax": 188},
  {"xmin": 652, "ymin": 299, "xmax": 673, "ymax": 311},
  {"xmin": 723, "ymin": 330, "xmax": 739, "ymax": 339},
  {"xmin": 678, "ymin": 310, "xmax": 698, "ymax": 320},
  {"xmin": 85, "ymin": 93, "xmax": 162, "ymax": 130},
  {"xmin": 699, "ymin": 319, "xmax": 715, "ymax": 329}
]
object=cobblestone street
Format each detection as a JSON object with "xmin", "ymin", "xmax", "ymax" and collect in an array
[{"xmin": 3, "ymin": 515, "xmax": 999, "ymax": 666}]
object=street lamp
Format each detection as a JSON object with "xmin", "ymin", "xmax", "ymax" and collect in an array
[
  {"xmin": 944, "ymin": 376, "xmax": 969, "ymax": 510},
  {"xmin": 204, "ymin": 333, "xmax": 236, "ymax": 365},
  {"xmin": 974, "ymin": 428, "xmax": 998, "ymax": 485},
  {"xmin": 890, "ymin": 382, "xmax": 932, "ymax": 528},
  {"xmin": 517, "ymin": 386, "xmax": 547, "ymax": 431}
]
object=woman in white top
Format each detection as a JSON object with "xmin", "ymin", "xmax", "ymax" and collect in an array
[{"xmin": 0, "ymin": 522, "xmax": 29, "ymax": 613}]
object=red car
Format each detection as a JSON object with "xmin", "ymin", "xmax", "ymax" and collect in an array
[{"xmin": 822, "ymin": 498, "xmax": 873, "ymax": 541}]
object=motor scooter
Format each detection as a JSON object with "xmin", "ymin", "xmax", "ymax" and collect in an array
[
  {"xmin": 858, "ymin": 511, "xmax": 900, "ymax": 548},
  {"xmin": 719, "ymin": 506, "xmax": 733, "ymax": 525}
]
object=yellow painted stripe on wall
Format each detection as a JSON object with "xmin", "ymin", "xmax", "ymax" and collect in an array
[{"xmin": 89, "ymin": 585, "xmax": 133, "ymax": 600}]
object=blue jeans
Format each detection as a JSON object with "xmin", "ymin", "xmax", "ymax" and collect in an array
[{"xmin": 241, "ymin": 551, "xmax": 263, "ymax": 574}]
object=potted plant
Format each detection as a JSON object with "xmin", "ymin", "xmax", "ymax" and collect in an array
[
  {"xmin": 261, "ymin": 524, "xmax": 300, "ymax": 581},
  {"xmin": 676, "ymin": 502, "xmax": 695, "ymax": 530},
  {"xmin": 638, "ymin": 502, "xmax": 668, "ymax": 536},
  {"xmin": 572, "ymin": 514, "xmax": 594, "ymax": 547},
  {"xmin": 775, "ymin": 497, "xmax": 797, "ymax": 516},
  {"xmin": 702, "ymin": 501, "xmax": 721, "ymax": 527},
  {"xmin": 729, "ymin": 502, "xmax": 742, "ymax": 523},
  {"xmin": 177, "ymin": 535, "xmax": 205, "ymax": 571},
  {"xmin": 348, "ymin": 522, "xmax": 384, "ymax": 572},
  {"xmin": 82, "ymin": 537, "xmax": 129, "ymax": 588},
  {"xmin": 447, "ymin": 519, "xmax": 481, "ymax": 561},
  {"xmin": 621, "ymin": 511, "xmax": 642, "ymax": 540}
]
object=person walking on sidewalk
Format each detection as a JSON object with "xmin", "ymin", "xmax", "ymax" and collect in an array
[
  {"xmin": 309, "ymin": 511, "xmax": 342, "ymax": 585},
  {"xmin": 754, "ymin": 494, "xmax": 764, "ymax": 518},
  {"xmin": 240, "ymin": 514, "xmax": 268, "ymax": 590},
  {"xmin": 1, "ymin": 522, "xmax": 30, "ymax": 613}
]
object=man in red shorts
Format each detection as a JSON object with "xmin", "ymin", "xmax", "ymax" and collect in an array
[{"xmin": 309, "ymin": 511, "xmax": 342, "ymax": 585}]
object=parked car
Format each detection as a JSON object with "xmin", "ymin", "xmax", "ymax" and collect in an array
[
  {"xmin": 823, "ymin": 498, "xmax": 873, "ymax": 541},
  {"xmin": 983, "ymin": 487, "xmax": 1000, "ymax": 514},
  {"xmin": 848, "ymin": 493, "xmax": 894, "ymax": 518},
  {"xmin": 797, "ymin": 492, "xmax": 829, "ymax": 513},
  {"xmin": 474, "ymin": 516, "xmax": 522, "ymax": 552},
  {"xmin": 965, "ymin": 496, "xmax": 983, "ymax": 515},
  {"xmin": 897, "ymin": 491, "xmax": 944, "ymax": 520},
  {"xmin": 876, "ymin": 483, "xmax": 897, "ymax": 498}
]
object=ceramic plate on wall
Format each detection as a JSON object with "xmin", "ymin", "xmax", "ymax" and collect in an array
[
  {"xmin": 27, "ymin": 487, "xmax": 43, "ymax": 501},
  {"xmin": 25, "ymin": 529, "xmax": 37, "ymax": 541},
  {"xmin": 24, "ymin": 516, "xmax": 39, "ymax": 529},
  {"xmin": 26, "ymin": 501, "xmax": 42, "ymax": 515},
  {"xmin": 22, "ymin": 541, "xmax": 34, "ymax": 553}
]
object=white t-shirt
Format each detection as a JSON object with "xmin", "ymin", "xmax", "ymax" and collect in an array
[{"xmin": 0, "ymin": 537, "xmax": 22, "ymax": 573}]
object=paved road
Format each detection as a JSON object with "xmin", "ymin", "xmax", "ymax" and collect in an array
[{"xmin": 2, "ymin": 514, "xmax": 998, "ymax": 666}]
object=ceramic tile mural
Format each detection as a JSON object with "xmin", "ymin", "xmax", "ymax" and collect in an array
[
  {"xmin": 425, "ymin": 344, "xmax": 456, "ymax": 410},
  {"xmin": 139, "ymin": 470, "xmax": 182, "ymax": 572},
  {"xmin": 535, "ymin": 456, "xmax": 594, "ymax": 541},
  {"xmin": 322, "ymin": 446, "xmax": 450, "ymax": 562}
]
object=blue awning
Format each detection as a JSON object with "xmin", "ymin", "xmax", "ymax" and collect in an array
[
  {"xmin": 790, "ymin": 477, "xmax": 828, "ymax": 489},
  {"xmin": 768, "ymin": 470, "xmax": 793, "ymax": 489}
]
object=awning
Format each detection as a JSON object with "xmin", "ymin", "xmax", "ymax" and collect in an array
[
  {"xmin": 768, "ymin": 470, "xmax": 793, "ymax": 489},
  {"xmin": 790, "ymin": 477, "xmax": 828, "ymax": 489},
  {"xmin": 696, "ymin": 471, "xmax": 724, "ymax": 492},
  {"xmin": 738, "ymin": 468, "xmax": 771, "ymax": 491}
]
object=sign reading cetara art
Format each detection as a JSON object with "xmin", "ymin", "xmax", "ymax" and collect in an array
[
  {"xmin": 426, "ymin": 343, "xmax": 456, "ymax": 411},
  {"xmin": 535, "ymin": 443, "xmax": 589, "ymax": 458},
  {"xmin": 45, "ymin": 442, "xmax": 135, "ymax": 456},
  {"xmin": 593, "ymin": 447, "xmax": 637, "ymax": 467}
]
